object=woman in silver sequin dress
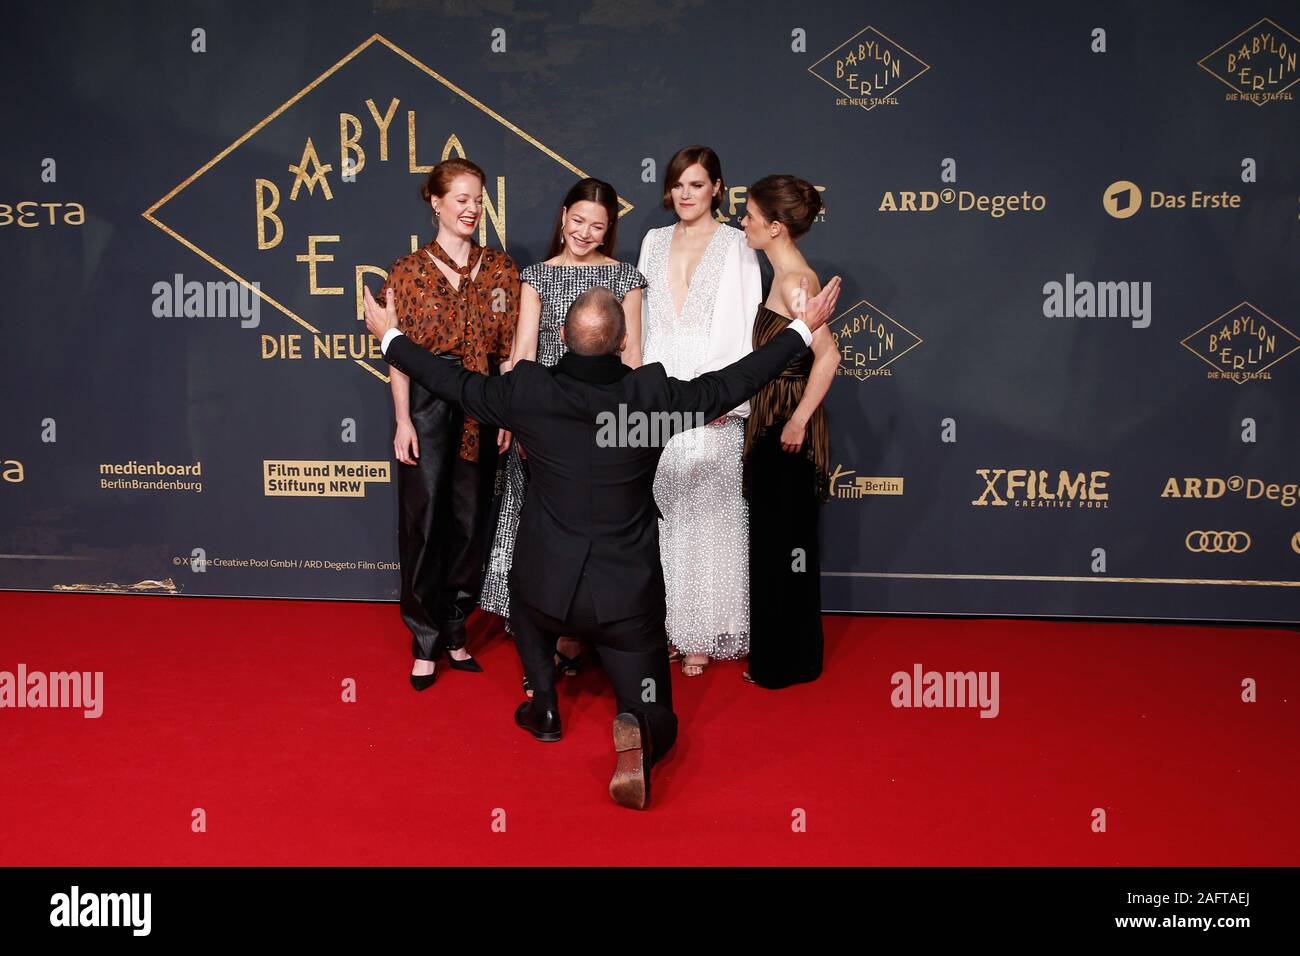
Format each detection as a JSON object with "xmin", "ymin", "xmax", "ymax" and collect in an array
[
  {"xmin": 637, "ymin": 146, "xmax": 762, "ymax": 676},
  {"xmin": 480, "ymin": 179, "xmax": 647, "ymax": 689}
]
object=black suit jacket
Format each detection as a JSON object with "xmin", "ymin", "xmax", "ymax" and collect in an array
[{"xmin": 384, "ymin": 328, "xmax": 807, "ymax": 623}]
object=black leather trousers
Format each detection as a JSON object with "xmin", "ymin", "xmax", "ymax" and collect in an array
[{"xmin": 397, "ymin": 359, "xmax": 496, "ymax": 661}]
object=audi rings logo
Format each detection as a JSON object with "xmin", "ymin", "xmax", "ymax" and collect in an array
[{"xmin": 1185, "ymin": 530, "xmax": 1252, "ymax": 554}]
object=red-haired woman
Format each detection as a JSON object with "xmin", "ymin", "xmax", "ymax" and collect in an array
[{"xmin": 378, "ymin": 158, "xmax": 520, "ymax": 690}]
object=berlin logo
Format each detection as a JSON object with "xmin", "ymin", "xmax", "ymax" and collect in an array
[
  {"xmin": 1197, "ymin": 18, "xmax": 1299, "ymax": 105},
  {"xmin": 1185, "ymin": 531, "xmax": 1251, "ymax": 554},
  {"xmin": 828, "ymin": 465, "xmax": 904, "ymax": 499},
  {"xmin": 1181, "ymin": 302, "xmax": 1300, "ymax": 384},
  {"xmin": 808, "ymin": 25, "xmax": 930, "ymax": 111},
  {"xmin": 830, "ymin": 299, "xmax": 922, "ymax": 380}
]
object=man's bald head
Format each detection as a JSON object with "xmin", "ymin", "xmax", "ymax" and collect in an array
[{"xmin": 563, "ymin": 286, "xmax": 626, "ymax": 357}]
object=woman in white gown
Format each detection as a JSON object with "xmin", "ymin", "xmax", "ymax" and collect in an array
[{"xmin": 637, "ymin": 146, "xmax": 762, "ymax": 676}]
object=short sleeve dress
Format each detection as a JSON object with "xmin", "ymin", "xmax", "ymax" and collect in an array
[{"xmin": 478, "ymin": 260, "xmax": 648, "ymax": 624}]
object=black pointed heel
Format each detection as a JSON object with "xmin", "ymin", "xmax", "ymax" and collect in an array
[
  {"xmin": 409, "ymin": 667, "xmax": 437, "ymax": 691},
  {"xmin": 446, "ymin": 654, "xmax": 483, "ymax": 673}
]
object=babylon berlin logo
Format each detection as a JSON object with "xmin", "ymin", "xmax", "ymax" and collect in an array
[
  {"xmin": 1181, "ymin": 302, "xmax": 1299, "ymax": 384},
  {"xmin": 142, "ymin": 34, "xmax": 628, "ymax": 383},
  {"xmin": 830, "ymin": 299, "xmax": 923, "ymax": 380},
  {"xmin": 808, "ymin": 25, "xmax": 930, "ymax": 111},
  {"xmin": 1197, "ymin": 18, "xmax": 1299, "ymax": 105}
]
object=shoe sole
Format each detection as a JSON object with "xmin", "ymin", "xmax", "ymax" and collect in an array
[{"xmin": 609, "ymin": 714, "xmax": 650, "ymax": 810}]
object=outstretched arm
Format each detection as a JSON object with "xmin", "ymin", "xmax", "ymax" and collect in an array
[
  {"xmin": 661, "ymin": 276, "xmax": 842, "ymax": 425},
  {"xmin": 364, "ymin": 287, "xmax": 516, "ymax": 431},
  {"xmin": 662, "ymin": 327, "xmax": 807, "ymax": 423}
]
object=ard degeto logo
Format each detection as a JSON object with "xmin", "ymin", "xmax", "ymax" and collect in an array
[
  {"xmin": 1197, "ymin": 17, "xmax": 1299, "ymax": 105},
  {"xmin": 808, "ymin": 25, "xmax": 930, "ymax": 111},
  {"xmin": 1181, "ymin": 302, "xmax": 1300, "ymax": 384}
]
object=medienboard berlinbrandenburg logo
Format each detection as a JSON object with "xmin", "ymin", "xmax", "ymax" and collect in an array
[{"xmin": 808, "ymin": 25, "xmax": 930, "ymax": 111}]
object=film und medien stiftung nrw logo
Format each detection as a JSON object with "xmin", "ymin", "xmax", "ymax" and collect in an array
[
  {"xmin": 1197, "ymin": 17, "xmax": 1299, "ymax": 105},
  {"xmin": 807, "ymin": 25, "xmax": 929, "ymax": 111}
]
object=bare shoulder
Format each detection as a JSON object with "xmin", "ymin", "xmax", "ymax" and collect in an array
[{"xmin": 778, "ymin": 268, "xmax": 822, "ymax": 307}]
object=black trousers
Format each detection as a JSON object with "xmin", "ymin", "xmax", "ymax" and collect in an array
[
  {"xmin": 510, "ymin": 573, "xmax": 678, "ymax": 766},
  {"xmin": 398, "ymin": 365, "xmax": 496, "ymax": 661}
]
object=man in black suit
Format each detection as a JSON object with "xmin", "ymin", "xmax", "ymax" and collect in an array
[{"xmin": 363, "ymin": 274, "xmax": 840, "ymax": 808}]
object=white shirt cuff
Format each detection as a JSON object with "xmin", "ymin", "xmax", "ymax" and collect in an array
[
  {"xmin": 787, "ymin": 318, "xmax": 813, "ymax": 346},
  {"xmin": 381, "ymin": 328, "xmax": 403, "ymax": 355}
]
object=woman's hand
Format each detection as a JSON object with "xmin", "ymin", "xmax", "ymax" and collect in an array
[
  {"xmin": 393, "ymin": 420, "xmax": 419, "ymax": 465},
  {"xmin": 498, "ymin": 429, "xmax": 512, "ymax": 453},
  {"xmin": 780, "ymin": 417, "xmax": 807, "ymax": 453}
]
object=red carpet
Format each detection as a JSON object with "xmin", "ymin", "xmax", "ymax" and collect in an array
[{"xmin": 0, "ymin": 592, "xmax": 1296, "ymax": 866}]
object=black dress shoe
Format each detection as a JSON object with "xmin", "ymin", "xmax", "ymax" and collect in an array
[
  {"xmin": 514, "ymin": 700, "xmax": 561, "ymax": 742},
  {"xmin": 446, "ymin": 653, "xmax": 483, "ymax": 673},
  {"xmin": 610, "ymin": 711, "xmax": 652, "ymax": 810}
]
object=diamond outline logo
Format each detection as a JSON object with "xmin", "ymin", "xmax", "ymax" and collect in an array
[
  {"xmin": 1196, "ymin": 17, "xmax": 1300, "ymax": 105},
  {"xmin": 831, "ymin": 298, "xmax": 924, "ymax": 378},
  {"xmin": 142, "ymin": 33, "xmax": 634, "ymax": 383},
  {"xmin": 807, "ymin": 25, "xmax": 931, "ymax": 112},
  {"xmin": 1180, "ymin": 301, "xmax": 1300, "ymax": 384}
]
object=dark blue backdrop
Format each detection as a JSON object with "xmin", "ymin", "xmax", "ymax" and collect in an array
[{"xmin": 1, "ymin": 0, "xmax": 1297, "ymax": 623}]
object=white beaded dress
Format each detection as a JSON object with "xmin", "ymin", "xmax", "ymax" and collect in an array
[{"xmin": 637, "ymin": 223, "xmax": 762, "ymax": 660}]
